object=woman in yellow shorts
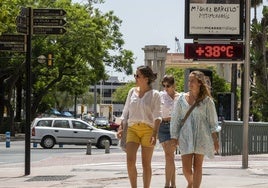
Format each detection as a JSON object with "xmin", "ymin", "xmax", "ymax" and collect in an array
[{"xmin": 118, "ymin": 65, "xmax": 162, "ymax": 188}]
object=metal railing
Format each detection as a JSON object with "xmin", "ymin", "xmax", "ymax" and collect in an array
[{"xmin": 220, "ymin": 121, "xmax": 268, "ymax": 156}]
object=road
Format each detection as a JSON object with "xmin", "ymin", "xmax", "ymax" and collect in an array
[{"xmin": 0, "ymin": 141, "xmax": 121, "ymax": 165}]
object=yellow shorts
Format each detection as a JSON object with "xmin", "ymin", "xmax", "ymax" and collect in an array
[{"xmin": 126, "ymin": 123, "xmax": 154, "ymax": 147}]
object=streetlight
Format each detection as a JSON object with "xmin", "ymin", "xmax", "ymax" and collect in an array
[{"xmin": 37, "ymin": 55, "xmax": 46, "ymax": 64}]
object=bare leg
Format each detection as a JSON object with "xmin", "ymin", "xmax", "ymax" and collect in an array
[
  {"xmin": 162, "ymin": 141, "xmax": 176, "ymax": 187},
  {"xmin": 192, "ymin": 154, "xmax": 204, "ymax": 188},
  {"xmin": 141, "ymin": 145, "xmax": 154, "ymax": 188},
  {"xmin": 126, "ymin": 142, "xmax": 140, "ymax": 188},
  {"xmin": 182, "ymin": 154, "xmax": 194, "ymax": 188}
]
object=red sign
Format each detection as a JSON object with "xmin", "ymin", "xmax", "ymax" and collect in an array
[{"xmin": 184, "ymin": 43, "xmax": 244, "ymax": 61}]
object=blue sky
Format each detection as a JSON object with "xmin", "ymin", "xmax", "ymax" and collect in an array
[{"xmin": 73, "ymin": 0, "xmax": 267, "ymax": 81}]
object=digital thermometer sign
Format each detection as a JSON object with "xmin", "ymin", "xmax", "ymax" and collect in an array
[{"xmin": 184, "ymin": 43, "xmax": 244, "ymax": 60}]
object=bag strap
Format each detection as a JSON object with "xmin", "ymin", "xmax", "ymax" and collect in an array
[{"xmin": 180, "ymin": 98, "xmax": 203, "ymax": 127}]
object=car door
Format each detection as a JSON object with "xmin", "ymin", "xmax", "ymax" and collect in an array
[
  {"xmin": 52, "ymin": 119, "xmax": 73, "ymax": 143},
  {"xmin": 71, "ymin": 120, "xmax": 96, "ymax": 144}
]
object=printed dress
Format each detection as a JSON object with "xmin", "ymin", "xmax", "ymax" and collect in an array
[{"xmin": 170, "ymin": 93, "xmax": 218, "ymax": 159}]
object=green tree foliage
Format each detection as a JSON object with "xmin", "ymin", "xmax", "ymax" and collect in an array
[
  {"xmin": 112, "ymin": 81, "xmax": 135, "ymax": 103},
  {"xmin": 0, "ymin": 0, "xmax": 135, "ymax": 122}
]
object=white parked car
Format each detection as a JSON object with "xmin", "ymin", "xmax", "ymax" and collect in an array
[{"xmin": 31, "ymin": 117, "xmax": 119, "ymax": 149}]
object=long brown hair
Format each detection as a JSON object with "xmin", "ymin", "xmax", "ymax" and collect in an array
[{"xmin": 189, "ymin": 70, "xmax": 212, "ymax": 102}]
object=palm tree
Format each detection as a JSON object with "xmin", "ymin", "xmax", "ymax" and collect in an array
[
  {"xmin": 251, "ymin": 0, "xmax": 263, "ymax": 23},
  {"xmin": 250, "ymin": 6, "xmax": 268, "ymax": 121}
]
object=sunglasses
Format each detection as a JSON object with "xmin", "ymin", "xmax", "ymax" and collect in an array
[
  {"xmin": 162, "ymin": 84, "xmax": 171, "ymax": 88},
  {"xmin": 134, "ymin": 74, "xmax": 141, "ymax": 78}
]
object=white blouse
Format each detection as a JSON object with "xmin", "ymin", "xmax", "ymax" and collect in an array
[
  {"xmin": 121, "ymin": 87, "xmax": 162, "ymax": 127},
  {"xmin": 160, "ymin": 91, "xmax": 178, "ymax": 118}
]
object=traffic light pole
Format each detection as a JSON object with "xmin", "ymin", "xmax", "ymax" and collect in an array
[{"xmin": 25, "ymin": 7, "xmax": 32, "ymax": 175}]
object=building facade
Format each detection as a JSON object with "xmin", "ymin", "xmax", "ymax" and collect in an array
[{"xmin": 89, "ymin": 76, "xmax": 126, "ymax": 118}]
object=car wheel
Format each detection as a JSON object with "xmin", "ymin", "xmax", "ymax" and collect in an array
[
  {"xmin": 41, "ymin": 136, "xmax": 55, "ymax": 149},
  {"xmin": 40, "ymin": 142, "xmax": 44, "ymax": 148},
  {"xmin": 96, "ymin": 136, "xmax": 110, "ymax": 149}
]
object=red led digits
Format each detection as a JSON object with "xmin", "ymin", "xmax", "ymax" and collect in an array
[
  {"xmin": 185, "ymin": 43, "xmax": 244, "ymax": 60},
  {"xmin": 205, "ymin": 45, "xmax": 234, "ymax": 58},
  {"xmin": 226, "ymin": 46, "xmax": 234, "ymax": 57},
  {"xmin": 204, "ymin": 46, "xmax": 213, "ymax": 57}
]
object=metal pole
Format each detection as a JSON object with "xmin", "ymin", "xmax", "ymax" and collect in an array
[
  {"xmin": 94, "ymin": 84, "xmax": 97, "ymax": 118},
  {"xmin": 25, "ymin": 7, "xmax": 32, "ymax": 175},
  {"xmin": 74, "ymin": 94, "xmax": 77, "ymax": 118},
  {"xmin": 242, "ymin": 0, "xmax": 251, "ymax": 169}
]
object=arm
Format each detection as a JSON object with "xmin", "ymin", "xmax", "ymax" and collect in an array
[
  {"xmin": 170, "ymin": 97, "xmax": 181, "ymax": 140},
  {"xmin": 170, "ymin": 96, "xmax": 183, "ymax": 146},
  {"xmin": 117, "ymin": 88, "xmax": 135, "ymax": 139},
  {"xmin": 151, "ymin": 91, "xmax": 162, "ymax": 145},
  {"xmin": 207, "ymin": 98, "xmax": 220, "ymax": 153},
  {"xmin": 212, "ymin": 132, "xmax": 219, "ymax": 153},
  {"xmin": 151, "ymin": 119, "xmax": 161, "ymax": 145}
]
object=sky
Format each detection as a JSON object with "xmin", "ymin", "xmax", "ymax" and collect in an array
[{"xmin": 73, "ymin": 0, "xmax": 268, "ymax": 82}]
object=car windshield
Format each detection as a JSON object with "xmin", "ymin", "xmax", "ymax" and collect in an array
[{"xmin": 95, "ymin": 117, "xmax": 108, "ymax": 123}]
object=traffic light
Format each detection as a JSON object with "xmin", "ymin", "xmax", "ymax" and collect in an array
[
  {"xmin": 47, "ymin": 54, "xmax": 53, "ymax": 67},
  {"xmin": 217, "ymin": 92, "xmax": 234, "ymax": 121}
]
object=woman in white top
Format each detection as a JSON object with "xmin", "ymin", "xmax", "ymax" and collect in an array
[
  {"xmin": 118, "ymin": 65, "xmax": 162, "ymax": 188},
  {"xmin": 159, "ymin": 75, "xmax": 180, "ymax": 188}
]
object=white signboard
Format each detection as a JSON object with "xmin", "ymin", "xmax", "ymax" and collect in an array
[{"xmin": 185, "ymin": 0, "xmax": 243, "ymax": 39}]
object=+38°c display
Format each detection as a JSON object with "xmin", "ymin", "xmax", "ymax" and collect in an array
[{"xmin": 184, "ymin": 43, "xmax": 244, "ymax": 61}]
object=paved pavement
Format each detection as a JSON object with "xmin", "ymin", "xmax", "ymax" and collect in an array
[{"xmin": 1, "ymin": 135, "xmax": 268, "ymax": 187}]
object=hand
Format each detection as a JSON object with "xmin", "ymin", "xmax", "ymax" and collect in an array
[
  {"xmin": 150, "ymin": 134, "xmax": 157, "ymax": 146},
  {"xmin": 170, "ymin": 138, "xmax": 178, "ymax": 147},
  {"xmin": 117, "ymin": 129, "xmax": 123, "ymax": 139}
]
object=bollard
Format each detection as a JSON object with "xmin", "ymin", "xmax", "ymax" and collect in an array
[
  {"xmin": 104, "ymin": 140, "xmax": 110, "ymax": 154},
  {"xmin": 33, "ymin": 143, "xmax": 37, "ymax": 148},
  {"xmin": 86, "ymin": 140, "xmax": 92, "ymax": 155},
  {"xmin": 5, "ymin": 131, "xmax": 10, "ymax": 148}
]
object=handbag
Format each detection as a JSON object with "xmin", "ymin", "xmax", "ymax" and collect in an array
[{"xmin": 119, "ymin": 88, "xmax": 134, "ymax": 152}]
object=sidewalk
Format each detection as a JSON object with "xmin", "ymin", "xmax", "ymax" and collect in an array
[{"xmin": 1, "ymin": 147, "xmax": 268, "ymax": 188}]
